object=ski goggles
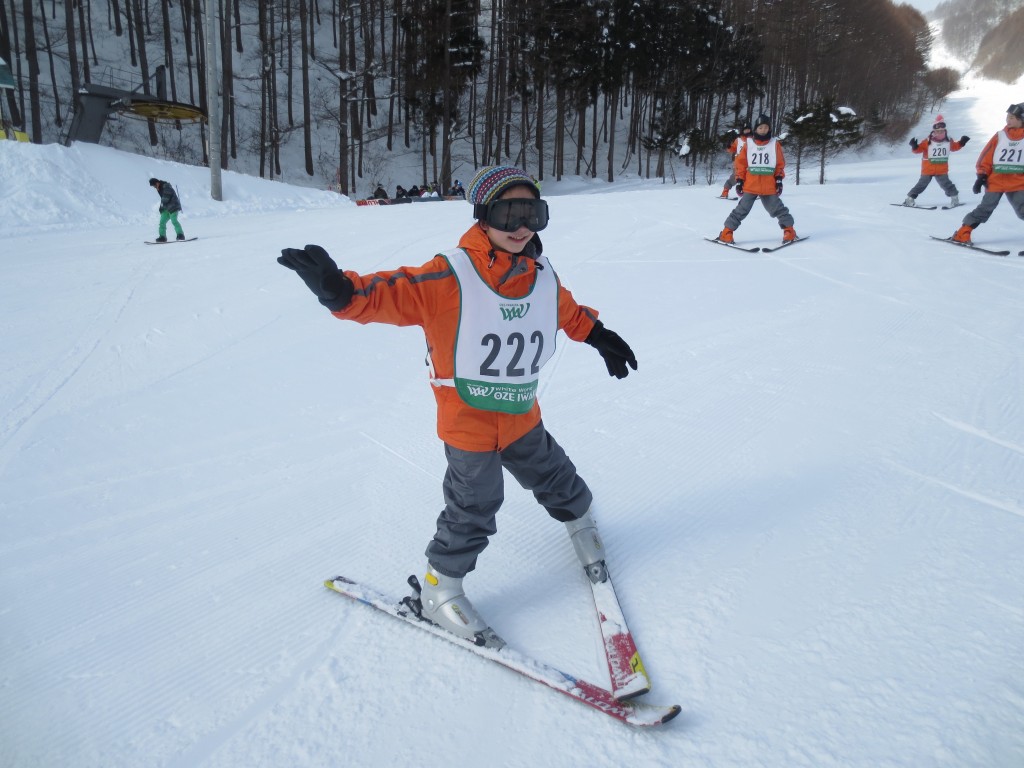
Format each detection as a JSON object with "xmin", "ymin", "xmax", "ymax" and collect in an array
[
  {"xmin": 932, "ymin": 122, "xmax": 946, "ymax": 129},
  {"xmin": 474, "ymin": 198, "xmax": 550, "ymax": 232}
]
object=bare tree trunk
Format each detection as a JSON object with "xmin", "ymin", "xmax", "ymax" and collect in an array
[
  {"xmin": 299, "ymin": 0, "xmax": 314, "ymax": 174},
  {"xmin": 63, "ymin": 0, "xmax": 79, "ymax": 96},
  {"xmin": 439, "ymin": 0, "xmax": 452, "ymax": 189},
  {"xmin": 21, "ymin": 0, "xmax": 41, "ymax": 141},
  {"xmin": 36, "ymin": 0, "xmax": 62, "ymax": 126},
  {"xmin": 606, "ymin": 87, "xmax": 618, "ymax": 183},
  {"xmin": 129, "ymin": 0, "xmax": 158, "ymax": 144}
]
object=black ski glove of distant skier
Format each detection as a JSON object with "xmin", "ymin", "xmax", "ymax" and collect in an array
[
  {"xmin": 775, "ymin": 177, "xmax": 784, "ymax": 195},
  {"xmin": 735, "ymin": 180, "xmax": 744, "ymax": 196},
  {"xmin": 972, "ymin": 174, "xmax": 988, "ymax": 194},
  {"xmin": 959, "ymin": 135, "xmax": 970, "ymax": 146},
  {"xmin": 909, "ymin": 138, "xmax": 919, "ymax": 150},
  {"xmin": 278, "ymin": 244, "xmax": 354, "ymax": 311},
  {"xmin": 585, "ymin": 321, "xmax": 638, "ymax": 379}
]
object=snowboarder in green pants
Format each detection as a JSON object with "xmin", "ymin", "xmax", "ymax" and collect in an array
[{"xmin": 149, "ymin": 178, "xmax": 186, "ymax": 242}]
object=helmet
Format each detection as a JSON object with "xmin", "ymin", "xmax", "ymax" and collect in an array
[{"xmin": 1008, "ymin": 103, "xmax": 1024, "ymax": 120}]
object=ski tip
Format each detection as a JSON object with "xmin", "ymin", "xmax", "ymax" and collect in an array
[
  {"xmin": 660, "ymin": 704, "xmax": 683, "ymax": 724},
  {"xmin": 613, "ymin": 682, "xmax": 653, "ymax": 702}
]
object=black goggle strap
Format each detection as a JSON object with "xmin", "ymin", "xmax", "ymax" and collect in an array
[{"xmin": 474, "ymin": 198, "xmax": 549, "ymax": 232}]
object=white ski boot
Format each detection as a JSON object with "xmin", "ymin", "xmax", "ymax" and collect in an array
[
  {"xmin": 564, "ymin": 509, "xmax": 608, "ymax": 584},
  {"xmin": 903, "ymin": 196, "xmax": 916, "ymax": 207},
  {"xmin": 418, "ymin": 566, "xmax": 505, "ymax": 649},
  {"xmin": 949, "ymin": 195, "xmax": 959, "ymax": 206}
]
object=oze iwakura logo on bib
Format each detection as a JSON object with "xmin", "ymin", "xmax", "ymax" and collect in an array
[{"xmin": 499, "ymin": 302, "xmax": 530, "ymax": 321}]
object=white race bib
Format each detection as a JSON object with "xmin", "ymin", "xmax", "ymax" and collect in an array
[
  {"xmin": 993, "ymin": 131, "xmax": 1024, "ymax": 174},
  {"xmin": 443, "ymin": 249, "xmax": 558, "ymax": 414},
  {"xmin": 746, "ymin": 138, "xmax": 778, "ymax": 176}
]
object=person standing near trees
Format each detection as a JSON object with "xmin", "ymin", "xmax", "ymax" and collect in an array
[
  {"xmin": 149, "ymin": 178, "xmax": 186, "ymax": 242},
  {"xmin": 903, "ymin": 115, "xmax": 969, "ymax": 207},
  {"xmin": 950, "ymin": 103, "xmax": 1024, "ymax": 244},
  {"xmin": 719, "ymin": 122, "xmax": 751, "ymax": 199},
  {"xmin": 716, "ymin": 114, "xmax": 799, "ymax": 244},
  {"xmin": 276, "ymin": 165, "xmax": 638, "ymax": 648}
]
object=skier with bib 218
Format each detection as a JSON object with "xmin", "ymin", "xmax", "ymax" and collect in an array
[
  {"xmin": 950, "ymin": 102, "xmax": 1024, "ymax": 245},
  {"xmin": 277, "ymin": 165, "xmax": 637, "ymax": 648},
  {"xmin": 717, "ymin": 114, "xmax": 799, "ymax": 245}
]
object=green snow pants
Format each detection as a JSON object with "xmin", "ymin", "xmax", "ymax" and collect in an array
[{"xmin": 158, "ymin": 210, "xmax": 185, "ymax": 238}]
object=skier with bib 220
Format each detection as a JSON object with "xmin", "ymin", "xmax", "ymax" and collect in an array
[
  {"xmin": 717, "ymin": 114, "xmax": 799, "ymax": 245},
  {"xmin": 903, "ymin": 114, "xmax": 969, "ymax": 208},
  {"xmin": 277, "ymin": 165, "xmax": 637, "ymax": 648}
]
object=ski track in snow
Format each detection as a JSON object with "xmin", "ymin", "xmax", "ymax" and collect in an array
[
  {"xmin": 933, "ymin": 412, "xmax": 1024, "ymax": 456},
  {"xmin": 0, "ymin": 256, "xmax": 157, "ymax": 464}
]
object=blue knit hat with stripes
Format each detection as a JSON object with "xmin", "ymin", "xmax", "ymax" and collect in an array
[{"xmin": 466, "ymin": 165, "xmax": 540, "ymax": 206}]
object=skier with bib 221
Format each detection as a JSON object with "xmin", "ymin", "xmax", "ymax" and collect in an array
[
  {"xmin": 277, "ymin": 165, "xmax": 637, "ymax": 648},
  {"xmin": 951, "ymin": 102, "xmax": 1024, "ymax": 245}
]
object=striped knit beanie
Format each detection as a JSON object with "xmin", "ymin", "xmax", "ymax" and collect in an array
[{"xmin": 466, "ymin": 165, "xmax": 540, "ymax": 205}]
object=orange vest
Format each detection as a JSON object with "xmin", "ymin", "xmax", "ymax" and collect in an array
[
  {"xmin": 735, "ymin": 137, "xmax": 786, "ymax": 195},
  {"xmin": 912, "ymin": 137, "xmax": 965, "ymax": 176},
  {"xmin": 333, "ymin": 223, "xmax": 598, "ymax": 451},
  {"xmin": 976, "ymin": 127, "xmax": 1024, "ymax": 192}
]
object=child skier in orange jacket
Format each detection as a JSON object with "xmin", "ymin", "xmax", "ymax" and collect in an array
[
  {"xmin": 951, "ymin": 103, "xmax": 1024, "ymax": 244},
  {"xmin": 717, "ymin": 114, "xmax": 799, "ymax": 244},
  {"xmin": 719, "ymin": 123, "xmax": 752, "ymax": 198},
  {"xmin": 903, "ymin": 115, "xmax": 969, "ymax": 207},
  {"xmin": 278, "ymin": 166, "xmax": 637, "ymax": 648}
]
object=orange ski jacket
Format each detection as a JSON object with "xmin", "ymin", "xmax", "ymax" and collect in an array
[
  {"xmin": 975, "ymin": 127, "xmax": 1024, "ymax": 192},
  {"xmin": 734, "ymin": 137, "xmax": 786, "ymax": 196},
  {"xmin": 332, "ymin": 223, "xmax": 599, "ymax": 452},
  {"xmin": 912, "ymin": 137, "xmax": 966, "ymax": 176}
]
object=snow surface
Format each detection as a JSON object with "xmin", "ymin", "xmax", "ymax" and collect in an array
[{"xmin": 2, "ymin": 74, "xmax": 1024, "ymax": 768}]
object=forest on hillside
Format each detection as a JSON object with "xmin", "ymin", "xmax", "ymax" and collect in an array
[{"xmin": 1, "ymin": 0, "xmax": 960, "ymax": 193}]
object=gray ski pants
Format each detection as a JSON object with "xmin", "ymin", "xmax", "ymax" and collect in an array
[
  {"xmin": 907, "ymin": 174, "xmax": 958, "ymax": 199},
  {"xmin": 425, "ymin": 421, "xmax": 593, "ymax": 578},
  {"xmin": 963, "ymin": 190, "xmax": 1024, "ymax": 227},
  {"xmin": 725, "ymin": 193, "xmax": 794, "ymax": 230}
]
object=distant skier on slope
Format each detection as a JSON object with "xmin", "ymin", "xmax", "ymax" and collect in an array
[
  {"xmin": 903, "ymin": 114, "xmax": 969, "ymax": 208},
  {"xmin": 716, "ymin": 114, "xmax": 800, "ymax": 245},
  {"xmin": 719, "ymin": 122, "xmax": 751, "ymax": 199},
  {"xmin": 277, "ymin": 165, "xmax": 637, "ymax": 649},
  {"xmin": 148, "ymin": 178, "xmax": 186, "ymax": 242},
  {"xmin": 950, "ymin": 103, "xmax": 1024, "ymax": 245}
]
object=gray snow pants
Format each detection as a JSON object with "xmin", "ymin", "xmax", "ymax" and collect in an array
[
  {"xmin": 425, "ymin": 421, "xmax": 593, "ymax": 578},
  {"xmin": 907, "ymin": 174, "xmax": 958, "ymax": 199},
  {"xmin": 725, "ymin": 193, "xmax": 794, "ymax": 230},
  {"xmin": 963, "ymin": 190, "xmax": 1024, "ymax": 227}
]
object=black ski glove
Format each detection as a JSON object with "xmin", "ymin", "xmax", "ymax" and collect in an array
[
  {"xmin": 735, "ymin": 180, "xmax": 744, "ymax": 196},
  {"xmin": 775, "ymin": 176, "xmax": 784, "ymax": 195},
  {"xmin": 972, "ymin": 174, "xmax": 987, "ymax": 194},
  {"xmin": 585, "ymin": 321, "xmax": 637, "ymax": 379},
  {"xmin": 959, "ymin": 135, "xmax": 970, "ymax": 146},
  {"xmin": 909, "ymin": 138, "xmax": 919, "ymax": 150},
  {"xmin": 278, "ymin": 244, "xmax": 354, "ymax": 311}
]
